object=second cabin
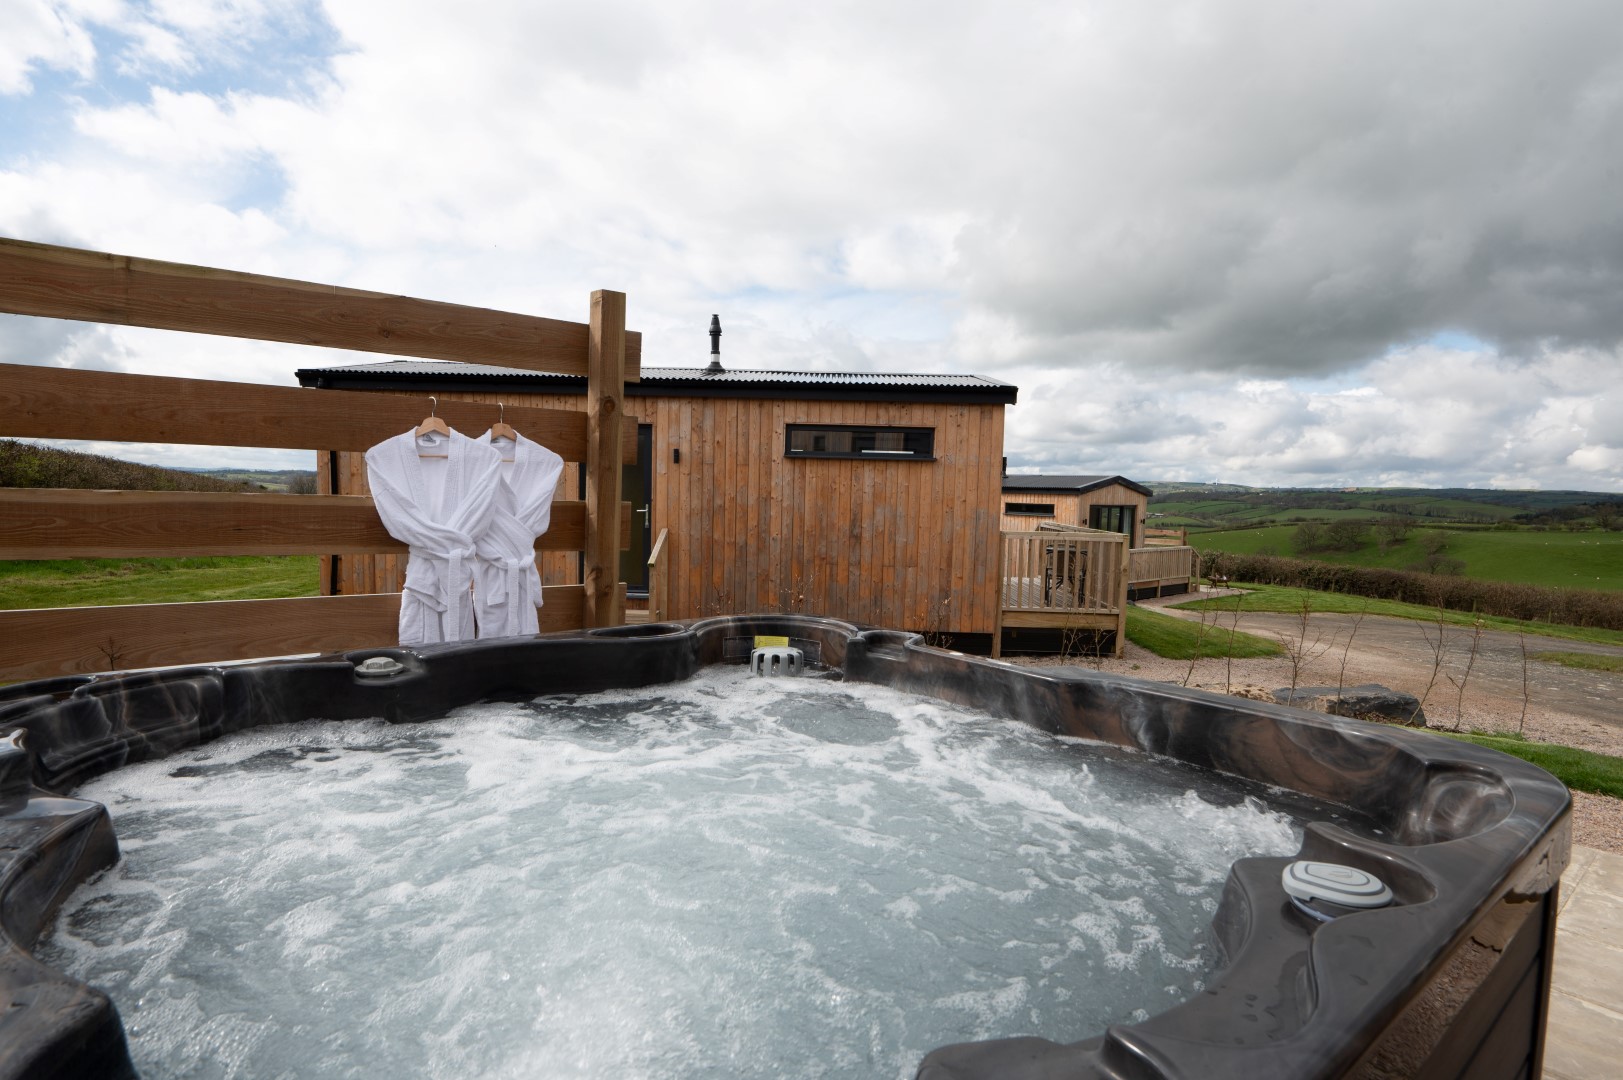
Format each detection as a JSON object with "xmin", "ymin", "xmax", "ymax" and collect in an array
[{"xmin": 999, "ymin": 474, "xmax": 1152, "ymax": 547}]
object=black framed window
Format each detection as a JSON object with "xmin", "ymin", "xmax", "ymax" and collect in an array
[
  {"xmin": 1005, "ymin": 502, "xmax": 1056, "ymax": 516},
  {"xmin": 785, "ymin": 424, "xmax": 934, "ymax": 460},
  {"xmin": 1089, "ymin": 504, "xmax": 1138, "ymax": 545}
]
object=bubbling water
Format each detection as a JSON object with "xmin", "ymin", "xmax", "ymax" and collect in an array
[{"xmin": 41, "ymin": 670, "xmax": 1310, "ymax": 1079}]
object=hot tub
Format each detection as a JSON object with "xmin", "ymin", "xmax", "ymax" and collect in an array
[{"xmin": 0, "ymin": 615, "xmax": 1571, "ymax": 1079}]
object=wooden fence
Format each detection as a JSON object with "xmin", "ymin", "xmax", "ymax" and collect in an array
[
  {"xmin": 1142, "ymin": 526, "xmax": 1187, "ymax": 547},
  {"xmin": 993, "ymin": 528, "xmax": 1128, "ymax": 658},
  {"xmin": 1128, "ymin": 545, "xmax": 1197, "ymax": 597},
  {"xmin": 0, "ymin": 237, "xmax": 636, "ymax": 682}
]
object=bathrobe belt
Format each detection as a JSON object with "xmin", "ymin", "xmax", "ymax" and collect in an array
[
  {"xmin": 484, "ymin": 556, "xmax": 541, "ymax": 633},
  {"xmin": 406, "ymin": 544, "xmax": 477, "ymax": 636}
]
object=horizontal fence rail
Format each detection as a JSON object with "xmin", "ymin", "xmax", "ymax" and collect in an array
[
  {"xmin": 0, "ymin": 363, "xmax": 636, "ymax": 462},
  {"xmin": 0, "ymin": 587, "xmax": 604, "ymax": 682},
  {"xmin": 0, "ymin": 489, "xmax": 630, "ymax": 558},
  {"xmin": 0, "ymin": 239, "xmax": 637, "ymax": 679},
  {"xmin": 0, "ymin": 238, "xmax": 642, "ymax": 378}
]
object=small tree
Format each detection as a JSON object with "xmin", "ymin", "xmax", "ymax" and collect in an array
[
  {"xmin": 1324, "ymin": 520, "xmax": 1367, "ymax": 551},
  {"xmin": 1292, "ymin": 522, "xmax": 1328, "ymax": 554},
  {"xmin": 1374, "ymin": 518, "xmax": 1409, "ymax": 552}
]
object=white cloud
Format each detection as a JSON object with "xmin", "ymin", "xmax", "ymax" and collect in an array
[
  {"xmin": 1002, "ymin": 343, "xmax": 1623, "ymax": 490},
  {"xmin": 0, "ymin": 0, "xmax": 1620, "ymax": 490},
  {"xmin": 0, "ymin": 0, "xmax": 99, "ymax": 94}
]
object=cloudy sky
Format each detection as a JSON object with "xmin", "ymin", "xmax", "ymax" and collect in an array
[{"xmin": 3, "ymin": 0, "xmax": 1621, "ymax": 490}]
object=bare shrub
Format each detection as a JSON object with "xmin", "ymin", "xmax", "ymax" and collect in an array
[
  {"xmin": 1445, "ymin": 619, "xmax": 1485, "ymax": 731},
  {"xmin": 1182, "ymin": 601, "xmax": 1219, "ymax": 687},
  {"xmin": 1413, "ymin": 609, "xmax": 1449, "ymax": 723},
  {"xmin": 1518, "ymin": 634, "xmax": 1531, "ymax": 736},
  {"xmin": 1335, "ymin": 601, "xmax": 1370, "ymax": 706},
  {"xmin": 1224, "ymin": 592, "xmax": 1245, "ymax": 694},
  {"xmin": 1275, "ymin": 594, "xmax": 1336, "ymax": 697}
]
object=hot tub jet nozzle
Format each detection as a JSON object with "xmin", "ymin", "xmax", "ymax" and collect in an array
[{"xmin": 751, "ymin": 646, "xmax": 804, "ymax": 677}]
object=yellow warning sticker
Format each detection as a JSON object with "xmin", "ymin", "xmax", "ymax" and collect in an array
[{"xmin": 754, "ymin": 635, "xmax": 790, "ymax": 648}]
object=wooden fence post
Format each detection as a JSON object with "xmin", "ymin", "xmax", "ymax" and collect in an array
[
  {"xmin": 1115, "ymin": 534, "xmax": 1130, "ymax": 657},
  {"xmin": 585, "ymin": 289, "xmax": 626, "ymax": 628}
]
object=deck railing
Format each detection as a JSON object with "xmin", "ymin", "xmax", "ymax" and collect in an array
[
  {"xmin": 1128, "ymin": 544, "xmax": 1197, "ymax": 596},
  {"xmin": 647, "ymin": 528, "xmax": 670, "ymax": 622},
  {"xmin": 1000, "ymin": 529, "xmax": 1125, "ymax": 612},
  {"xmin": 994, "ymin": 528, "xmax": 1129, "ymax": 658},
  {"xmin": 0, "ymin": 237, "xmax": 636, "ymax": 681},
  {"xmin": 1142, "ymin": 526, "xmax": 1187, "ymax": 547}
]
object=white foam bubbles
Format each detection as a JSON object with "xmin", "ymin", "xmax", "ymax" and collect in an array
[{"xmin": 40, "ymin": 669, "xmax": 1318, "ymax": 1080}]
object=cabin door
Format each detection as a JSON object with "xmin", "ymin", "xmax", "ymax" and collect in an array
[
  {"xmin": 1088, "ymin": 504, "xmax": 1138, "ymax": 547},
  {"xmin": 619, "ymin": 423, "xmax": 654, "ymax": 595}
]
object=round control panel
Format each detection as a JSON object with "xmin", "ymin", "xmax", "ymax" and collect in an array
[{"xmin": 1282, "ymin": 861, "xmax": 1394, "ymax": 913}]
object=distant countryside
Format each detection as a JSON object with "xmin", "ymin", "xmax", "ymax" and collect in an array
[{"xmin": 1154, "ymin": 483, "xmax": 1623, "ymax": 592}]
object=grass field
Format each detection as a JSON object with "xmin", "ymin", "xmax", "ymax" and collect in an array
[
  {"xmin": 1124, "ymin": 605, "xmax": 1281, "ymax": 659},
  {"xmin": 1435, "ymin": 731, "xmax": 1623, "ymax": 799},
  {"xmin": 1531, "ymin": 651, "xmax": 1623, "ymax": 673},
  {"xmin": 1193, "ymin": 526, "xmax": 1623, "ymax": 590},
  {"xmin": 1170, "ymin": 582, "xmax": 1623, "ymax": 647},
  {"xmin": 0, "ymin": 557, "xmax": 320, "ymax": 609}
]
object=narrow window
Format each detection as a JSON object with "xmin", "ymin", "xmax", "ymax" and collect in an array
[
  {"xmin": 786, "ymin": 425, "xmax": 935, "ymax": 460},
  {"xmin": 1005, "ymin": 502, "xmax": 1056, "ymax": 516}
]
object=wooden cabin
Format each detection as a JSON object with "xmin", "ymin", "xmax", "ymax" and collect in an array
[
  {"xmin": 1000, "ymin": 474, "xmax": 1152, "ymax": 546},
  {"xmin": 297, "ymin": 349, "xmax": 1017, "ymax": 643}
]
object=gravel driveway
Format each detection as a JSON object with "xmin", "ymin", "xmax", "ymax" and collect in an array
[{"xmin": 1005, "ymin": 589, "xmax": 1623, "ymax": 852}]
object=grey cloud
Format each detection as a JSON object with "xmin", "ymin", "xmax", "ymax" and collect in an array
[{"xmin": 953, "ymin": 0, "xmax": 1623, "ymax": 377}]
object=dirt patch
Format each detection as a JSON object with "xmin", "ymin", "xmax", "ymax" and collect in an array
[{"xmin": 1003, "ymin": 590, "xmax": 1623, "ymax": 853}]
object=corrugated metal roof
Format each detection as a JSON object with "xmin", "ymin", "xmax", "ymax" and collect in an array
[
  {"xmin": 296, "ymin": 359, "xmax": 1011, "ymax": 391},
  {"xmin": 1003, "ymin": 474, "xmax": 1154, "ymax": 497},
  {"xmin": 640, "ymin": 367, "xmax": 1011, "ymax": 389}
]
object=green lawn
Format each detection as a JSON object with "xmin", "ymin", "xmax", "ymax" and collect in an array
[
  {"xmin": 1170, "ymin": 582, "xmax": 1623, "ymax": 648},
  {"xmin": 1125, "ymin": 605, "xmax": 1282, "ymax": 660},
  {"xmin": 0, "ymin": 557, "xmax": 320, "ymax": 609},
  {"xmin": 1432, "ymin": 731, "xmax": 1623, "ymax": 799},
  {"xmin": 1193, "ymin": 526, "xmax": 1623, "ymax": 591},
  {"xmin": 1531, "ymin": 651, "xmax": 1623, "ymax": 673}
]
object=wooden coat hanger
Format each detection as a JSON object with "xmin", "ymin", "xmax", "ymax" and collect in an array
[
  {"xmin": 416, "ymin": 396, "xmax": 450, "ymax": 458},
  {"xmin": 490, "ymin": 402, "xmax": 517, "ymax": 443}
]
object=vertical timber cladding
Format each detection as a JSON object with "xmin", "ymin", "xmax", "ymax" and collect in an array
[
  {"xmin": 999, "ymin": 493, "xmax": 1080, "ymax": 533},
  {"xmin": 656, "ymin": 395, "xmax": 1005, "ymax": 635},
  {"xmin": 1075, "ymin": 483, "xmax": 1148, "ymax": 543}
]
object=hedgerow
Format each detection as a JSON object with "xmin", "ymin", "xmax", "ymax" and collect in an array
[{"xmin": 1197, "ymin": 550, "xmax": 1623, "ymax": 631}]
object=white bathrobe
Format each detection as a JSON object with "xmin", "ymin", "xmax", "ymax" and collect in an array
[
  {"xmin": 474, "ymin": 430, "xmax": 565, "ymax": 638},
  {"xmin": 365, "ymin": 428, "xmax": 504, "ymax": 645}
]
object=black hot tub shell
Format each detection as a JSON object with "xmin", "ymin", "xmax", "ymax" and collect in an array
[{"xmin": 0, "ymin": 615, "xmax": 1571, "ymax": 1080}]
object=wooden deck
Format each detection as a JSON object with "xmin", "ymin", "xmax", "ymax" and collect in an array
[
  {"xmin": 994, "ymin": 528, "xmax": 1128, "ymax": 657},
  {"xmin": 993, "ymin": 531, "xmax": 1198, "ymax": 657}
]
